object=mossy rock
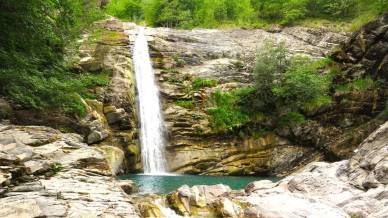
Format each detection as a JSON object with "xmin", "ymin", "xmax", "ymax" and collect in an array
[
  {"xmin": 139, "ymin": 202, "xmax": 163, "ymax": 218},
  {"xmin": 127, "ymin": 144, "xmax": 140, "ymax": 156}
]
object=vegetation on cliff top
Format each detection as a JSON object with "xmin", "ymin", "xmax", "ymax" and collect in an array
[
  {"xmin": 0, "ymin": 0, "xmax": 107, "ymax": 116},
  {"xmin": 106, "ymin": 0, "xmax": 387, "ymax": 29}
]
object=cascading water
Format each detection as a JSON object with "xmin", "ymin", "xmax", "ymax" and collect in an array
[{"xmin": 133, "ymin": 27, "xmax": 167, "ymax": 174}]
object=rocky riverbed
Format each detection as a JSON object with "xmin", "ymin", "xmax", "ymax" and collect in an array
[
  {"xmin": 0, "ymin": 120, "xmax": 386, "ymax": 217},
  {"xmin": 139, "ymin": 121, "xmax": 388, "ymax": 218}
]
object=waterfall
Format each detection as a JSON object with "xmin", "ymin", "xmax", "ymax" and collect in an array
[{"xmin": 133, "ymin": 27, "xmax": 167, "ymax": 174}]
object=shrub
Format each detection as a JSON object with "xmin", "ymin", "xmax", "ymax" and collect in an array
[
  {"xmin": 192, "ymin": 78, "xmax": 218, "ymax": 90},
  {"xmin": 278, "ymin": 112, "xmax": 306, "ymax": 127},
  {"xmin": 207, "ymin": 88, "xmax": 252, "ymax": 133},
  {"xmin": 272, "ymin": 55, "xmax": 332, "ymax": 111},
  {"xmin": 335, "ymin": 76, "xmax": 375, "ymax": 93},
  {"xmin": 0, "ymin": 69, "xmax": 109, "ymax": 116},
  {"xmin": 166, "ymin": 76, "xmax": 183, "ymax": 85},
  {"xmin": 175, "ymin": 100, "xmax": 195, "ymax": 109},
  {"xmin": 252, "ymin": 41, "xmax": 289, "ymax": 112}
]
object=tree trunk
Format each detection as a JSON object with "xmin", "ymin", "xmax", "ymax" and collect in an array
[{"xmin": 100, "ymin": 0, "xmax": 109, "ymax": 9}]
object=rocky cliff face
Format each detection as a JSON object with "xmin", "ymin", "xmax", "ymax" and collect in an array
[
  {"xmin": 76, "ymin": 19, "xmax": 142, "ymax": 173},
  {"xmin": 123, "ymin": 22, "xmax": 358, "ymax": 176}
]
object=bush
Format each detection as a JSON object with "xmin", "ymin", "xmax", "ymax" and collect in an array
[
  {"xmin": 335, "ymin": 76, "xmax": 375, "ymax": 93},
  {"xmin": 207, "ymin": 88, "xmax": 252, "ymax": 133},
  {"xmin": 245, "ymin": 42, "xmax": 332, "ymax": 126},
  {"xmin": 0, "ymin": 69, "xmax": 110, "ymax": 116},
  {"xmin": 252, "ymin": 41, "xmax": 289, "ymax": 112},
  {"xmin": 192, "ymin": 78, "xmax": 218, "ymax": 90},
  {"xmin": 272, "ymin": 55, "xmax": 332, "ymax": 111},
  {"xmin": 278, "ymin": 112, "xmax": 306, "ymax": 127},
  {"xmin": 175, "ymin": 100, "xmax": 195, "ymax": 109}
]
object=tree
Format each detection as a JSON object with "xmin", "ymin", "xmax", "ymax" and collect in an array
[
  {"xmin": 106, "ymin": 0, "xmax": 143, "ymax": 20},
  {"xmin": 251, "ymin": 41, "xmax": 289, "ymax": 112}
]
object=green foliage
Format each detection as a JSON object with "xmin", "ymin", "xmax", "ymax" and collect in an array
[
  {"xmin": 335, "ymin": 76, "xmax": 376, "ymax": 93},
  {"xmin": 272, "ymin": 55, "xmax": 332, "ymax": 111},
  {"xmin": 106, "ymin": 0, "xmax": 143, "ymax": 20},
  {"xmin": 246, "ymin": 42, "xmax": 332, "ymax": 126},
  {"xmin": 51, "ymin": 162, "xmax": 64, "ymax": 173},
  {"xmin": 175, "ymin": 100, "xmax": 195, "ymax": 109},
  {"xmin": 252, "ymin": 41, "xmax": 289, "ymax": 111},
  {"xmin": 107, "ymin": 0, "xmax": 385, "ymax": 28},
  {"xmin": 0, "ymin": 0, "xmax": 105, "ymax": 116},
  {"xmin": 207, "ymin": 88, "xmax": 252, "ymax": 133},
  {"xmin": 192, "ymin": 78, "xmax": 218, "ymax": 90},
  {"xmin": 312, "ymin": 0, "xmax": 357, "ymax": 17},
  {"xmin": 278, "ymin": 112, "xmax": 305, "ymax": 127},
  {"xmin": 252, "ymin": 42, "xmax": 332, "ymax": 114},
  {"xmin": 0, "ymin": 69, "xmax": 109, "ymax": 116},
  {"xmin": 166, "ymin": 76, "xmax": 184, "ymax": 84}
]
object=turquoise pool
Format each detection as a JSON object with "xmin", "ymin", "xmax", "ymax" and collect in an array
[{"xmin": 119, "ymin": 174, "xmax": 278, "ymax": 194}]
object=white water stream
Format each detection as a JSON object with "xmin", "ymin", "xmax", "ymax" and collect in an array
[{"xmin": 133, "ymin": 27, "xmax": 167, "ymax": 174}]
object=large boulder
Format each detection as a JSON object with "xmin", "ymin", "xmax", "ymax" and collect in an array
[
  {"xmin": 347, "ymin": 121, "xmax": 388, "ymax": 189},
  {"xmin": 0, "ymin": 123, "xmax": 140, "ymax": 217},
  {"xmin": 167, "ymin": 184, "xmax": 231, "ymax": 216}
]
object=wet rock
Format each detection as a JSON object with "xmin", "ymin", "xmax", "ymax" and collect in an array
[
  {"xmin": 332, "ymin": 13, "xmax": 388, "ymax": 78},
  {"xmin": 118, "ymin": 180, "xmax": 138, "ymax": 194},
  {"xmin": 139, "ymin": 203, "xmax": 163, "ymax": 217}
]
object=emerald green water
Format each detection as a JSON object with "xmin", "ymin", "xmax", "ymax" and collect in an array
[{"xmin": 119, "ymin": 174, "xmax": 278, "ymax": 194}]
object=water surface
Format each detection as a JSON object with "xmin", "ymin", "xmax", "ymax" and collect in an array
[{"xmin": 119, "ymin": 174, "xmax": 278, "ymax": 194}]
